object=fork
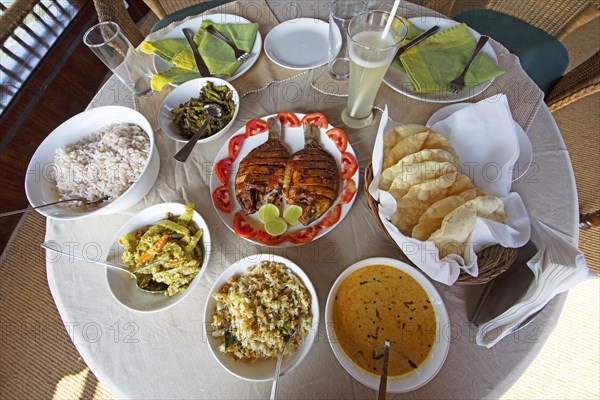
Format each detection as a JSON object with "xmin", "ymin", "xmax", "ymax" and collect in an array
[
  {"xmin": 447, "ymin": 35, "xmax": 490, "ymax": 93},
  {"xmin": 205, "ymin": 24, "xmax": 249, "ymax": 61}
]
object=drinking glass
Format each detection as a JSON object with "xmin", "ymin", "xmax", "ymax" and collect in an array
[
  {"xmin": 84, "ymin": 22, "xmax": 154, "ymax": 97},
  {"xmin": 341, "ymin": 11, "xmax": 407, "ymax": 129},
  {"xmin": 328, "ymin": 0, "xmax": 368, "ymax": 80}
]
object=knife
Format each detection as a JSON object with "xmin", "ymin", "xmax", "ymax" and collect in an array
[
  {"xmin": 393, "ymin": 25, "xmax": 440, "ymax": 60},
  {"xmin": 182, "ymin": 28, "xmax": 211, "ymax": 77},
  {"xmin": 470, "ymin": 241, "xmax": 538, "ymax": 326}
]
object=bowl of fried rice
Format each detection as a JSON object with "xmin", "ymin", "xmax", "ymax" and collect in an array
[{"xmin": 203, "ymin": 254, "xmax": 319, "ymax": 381}]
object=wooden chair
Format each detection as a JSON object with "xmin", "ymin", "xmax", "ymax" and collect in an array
[
  {"xmin": 92, "ymin": 0, "xmax": 145, "ymax": 46},
  {"xmin": 422, "ymin": 0, "xmax": 600, "ymax": 111},
  {"xmin": 143, "ymin": 0, "xmax": 208, "ymax": 20}
]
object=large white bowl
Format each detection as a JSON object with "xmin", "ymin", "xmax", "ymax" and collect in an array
[
  {"xmin": 325, "ymin": 257, "xmax": 450, "ymax": 393},
  {"xmin": 106, "ymin": 202, "xmax": 211, "ymax": 313},
  {"xmin": 159, "ymin": 77, "xmax": 240, "ymax": 144},
  {"xmin": 24, "ymin": 106, "xmax": 160, "ymax": 220},
  {"xmin": 203, "ymin": 254, "xmax": 319, "ymax": 381}
]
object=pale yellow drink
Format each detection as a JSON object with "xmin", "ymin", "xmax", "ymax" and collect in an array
[
  {"xmin": 346, "ymin": 31, "xmax": 397, "ymax": 119},
  {"xmin": 342, "ymin": 11, "xmax": 406, "ymax": 129}
]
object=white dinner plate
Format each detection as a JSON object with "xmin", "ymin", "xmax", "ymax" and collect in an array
[
  {"xmin": 153, "ymin": 13, "xmax": 262, "ymax": 85},
  {"xmin": 383, "ymin": 17, "xmax": 498, "ymax": 103},
  {"xmin": 264, "ymin": 18, "xmax": 329, "ymax": 70},
  {"xmin": 325, "ymin": 257, "xmax": 450, "ymax": 393},
  {"xmin": 210, "ymin": 112, "xmax": 359, "ymax": 247},
  {"xmin": 426, "ymin": 103, "xmax": 533, "ymax": 181}
]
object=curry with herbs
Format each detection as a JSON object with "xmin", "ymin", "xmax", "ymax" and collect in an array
[{"xmin": 331, "ymin": 264, "xmax": 437, "ymax": 377}]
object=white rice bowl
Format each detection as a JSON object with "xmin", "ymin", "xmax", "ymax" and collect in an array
[{"xmin": 25, "ymin": 106, "xmax": 160, "ymax": 220}]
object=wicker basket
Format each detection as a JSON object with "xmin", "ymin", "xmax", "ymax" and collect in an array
[{"xmin": 364, "ymin": 163, "xmax": 518, "ymax": 285}]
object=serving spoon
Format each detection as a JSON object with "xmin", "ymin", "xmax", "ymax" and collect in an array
[
  {"xmin": 174, "ymin": 103, "xmax": 223, "ymax": 163},
  {"xmin": 377, "ymin": 340, "xmax": 391, "ymax": 400},
  {"xmin": 0, "ymin": 196, "xmax": 109, "ymax": 218},
  {"xmin": 270, "ymin": 328, "xmax": 298, "ymax": 400},
  {"xmin": 40, "ymin": 241, "xmax": 166, "ymax": 294}
]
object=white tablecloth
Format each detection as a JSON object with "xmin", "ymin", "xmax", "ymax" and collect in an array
[{"xmin": 45, "ymin": 2, "xmax": 579, "ymax": 398}]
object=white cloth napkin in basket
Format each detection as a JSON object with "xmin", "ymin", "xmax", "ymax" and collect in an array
[
  {"xmin": 476, "ymin": 217, "xmax": 593, "ymax": 347},
  {"xmin": 369, "ymin": 98, "xmax": 530, "ymax": 285}
]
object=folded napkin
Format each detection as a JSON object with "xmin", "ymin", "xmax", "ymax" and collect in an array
[
  {"xmin": 141, "ymin": 21, "xmax": 258, "ymax": 90},
  {"xmin": 369, "ymin": 96, "xmax": 529, "ymax": 285},
  {"xmin": 476, "ymin": 217, "xmax": 592, "ymax": 348},
  {"xmin": 391, "ymin": 21, "xmax": 504, "ymax": 94}
]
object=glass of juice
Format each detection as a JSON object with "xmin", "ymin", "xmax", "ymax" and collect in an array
[{"xmin": 341, "ymin": 11, "xmax": 407, "ymax": 129}]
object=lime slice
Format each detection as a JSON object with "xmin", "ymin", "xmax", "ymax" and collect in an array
[
  {"xmin": 283, "ymin": 205, "xmax": 303, "ymax": 226},
  {"xmin": 258, "ymin": 204, "xmax": 280, "ymax": 223},
  {"xmin": 265, "ymin": 217, "xmax": 287, "ymax": 236}
]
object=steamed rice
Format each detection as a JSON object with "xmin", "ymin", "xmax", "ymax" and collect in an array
[
  {"xmin": 52, "ymin": 123, "xmax": 150, "ymax": 210},
  {"xmin": 211, "ymin": 261, "xmax": 312, "ymax": 360}
]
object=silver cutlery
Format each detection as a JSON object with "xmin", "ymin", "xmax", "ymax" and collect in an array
[
  {"xmin": 270, "ymin": 328, "xmax": 298, "ymax": 400},
  {"xmin": 205, "ymin": 24, "xmax": 249, "ymax": 61},
  {"xmin": 174, "ymin": 104, "xmax": 223, "ymax": 162},
  {"xmin": 393, "ymin": 25, "xmax": 440, "ymax": 60},
  {"xmin": 182, "ymin": 27, "xmax": 211, "ymax": 77},
  {"xmin": 447, "ymin": 35, "xmax": 490, "ymax": 93},
  {"xmin": 41, "ymin": 241, "xmax": 166, "ymax": 294},
  {"xmin": 377, "ymin": 340, "xmax": 391, "ymax": 400},
  {"xmin": 0, "ymin": 196, "xmax": 109, "ymax": 218}
]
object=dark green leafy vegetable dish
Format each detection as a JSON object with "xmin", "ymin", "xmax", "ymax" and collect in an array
[
  {"xmin": 171, "ymin": 81, "xmax": 236, "ymax": 140},
  {"xmin": 118, "ymin": 203, "xmax": 203, "ymax": 296}
]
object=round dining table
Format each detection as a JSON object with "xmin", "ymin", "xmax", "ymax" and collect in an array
[{"xmin": 44, "ymin": 1, "xmax": 579, "ymax": 398}]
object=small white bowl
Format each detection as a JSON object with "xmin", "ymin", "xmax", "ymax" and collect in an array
[
  {"xmin": 325, "ymin": 257, "xmax": 450, "ymax": 393},
  {"xmin": 24, "ymin": 106, "xmax": 160, "ymax": 220},
  {"xmin": 106, "ymin": 202, "xmax": 211, "ymax": 313},
  {"xmin": 159, "ymin": 77, "xmax": 240, "ymax": 143},
  {"xmin": 203, "ymin": 254, "xmax": 319, "ymax": 381}
]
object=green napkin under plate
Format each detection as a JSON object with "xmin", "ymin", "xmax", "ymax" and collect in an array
[
  {"xmin": 391, "ymin": 21, "xmax": 504, "ymax": 94},
  {"xmin": 141, "ymin": 21, "xmax": 258, "ymax": 91}
]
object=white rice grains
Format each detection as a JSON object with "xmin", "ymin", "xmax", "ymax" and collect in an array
[{"xmin": 52, "ymin": 123, "xmax": 150, "ymax": 210}]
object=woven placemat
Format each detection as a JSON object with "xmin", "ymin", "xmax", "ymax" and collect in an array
[{"xmin": 0, "ymin": 212, "xmax": 111, "ymax": 399}]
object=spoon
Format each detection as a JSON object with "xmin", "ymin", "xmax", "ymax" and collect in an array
[
  {"xmin": 270, "ymin": 328, "xmax": 298, "ymax": 400},
  {"xmin": 0, "ymin": 196, "xmax": 109, "ymax": 218},
  {"xmin": 377, "ymin": 340, "xmax": 391, "ymax": 400},
  {"xmin": 40, "ymin": 241, "xmax": 166, "ymax": 294},
  {"xmin": 174, "ymin": 104, "xmax": 223, "ymax": 163}
]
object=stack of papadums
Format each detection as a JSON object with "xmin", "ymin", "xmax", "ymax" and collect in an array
[{"xmin": 378, "ymin": 124, "xmax": 505, "ymax": 259}]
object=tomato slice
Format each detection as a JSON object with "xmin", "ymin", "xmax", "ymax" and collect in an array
[
  {"xmin": 277, "ymin": 111, "xmax": 301, "ymax": 127},
  {"xmin": 215, "ymin": 158, "xmax": 232, "ymax": 185},
  {"xmin": 212, "ymin": 185, "xmax": 231, "ymax": 213},
  {"xmin": 245, "ymin": 119, "xmax": 268, "ymax": 137},
  {"xmin": 256, "ymin": 231, "xmax": 288, "ymax": 246},
  {"xmin": 341, "ymin": 152, "xmax": 358, "ymax": 180},
  {"xmin": 317, "ymin": 205, "xmax": 342, "ymax": 228},
  {"xmin": 301, "ymin": 112, "xmax": 329, "ymax": 129},
  {"xmin": 288, "ymin": 226, "xmax": 320, "ymax": 244},
  {"xmin": 233, "ymin": 212, "xmax": 257, "ymax": 239},
  {"xmin": 339, "ymin": 179, "xmax": 357, "ymax": 205},
  {"xmin": 228, "ymin": 134, "xmax": 245, "ymax": 160},
  {"xmin": 326, "ymin": 128, "xmax": 348, "ymax": 153}
]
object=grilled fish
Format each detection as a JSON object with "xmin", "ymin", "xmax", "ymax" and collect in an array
[
  {"xmin": 235, "ymin": 117, "xmax": 290, "ymax": 214},
  {"xmin": 283, "ymin": 123, "xmax": 340, "ymax": 225}
]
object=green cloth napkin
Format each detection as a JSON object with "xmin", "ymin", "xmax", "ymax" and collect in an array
[
  {"xmin": 391, "ymin": 21, "xmax": 504, "ymax": 94},
  {"xmin": 141, "ymin": 21, "xmax": 258, "ymax": 91}
]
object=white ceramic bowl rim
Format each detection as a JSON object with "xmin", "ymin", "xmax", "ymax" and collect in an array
[
  {"xmin": 105, "ymin": 202, "xmax": 211, "ymax": 313},
  {"xmin": 24, "ymin": 106, "xmax": 158, "ymax": 220},
  {"xmin": 159, "ymin": 77, "xmax": 240, "ymax": 143},
  {"xmin": 325, "ymin": 257, "xmax": 450, "ymax": 393},
  {"xmin": 203, "ymin": 254, "xmax": 319, "ymax": 381}
]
